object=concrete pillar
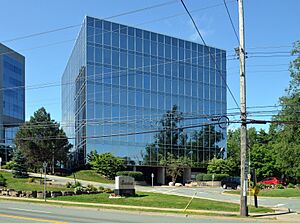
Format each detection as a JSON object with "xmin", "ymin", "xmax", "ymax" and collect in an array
[
  {"xmin": 183, "ymin": 168, "xmax": 191, "ymax": 184},
  {"xmin": 157, "ymin": 167, "xmax": 165, "ymax": 185}
]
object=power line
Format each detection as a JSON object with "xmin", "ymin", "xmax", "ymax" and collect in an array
[
  {"xmin": 1, "ymin": 0, "xmax": 177, "ymax": 43},
  {"xmin": 223, "ymin": 0, "xmax": 239, "ymax": 44},
  {"xmin": 180, "ymin": 0, "xmax": 240, "ymax": 110}
]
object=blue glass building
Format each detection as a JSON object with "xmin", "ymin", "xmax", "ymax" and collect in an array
[
  {"xmin": 0, "ymin": 43, "xmax": 25, "ymax": 162},
  {"xmin": 62, "ymin": 16, "xmax": 227, "ymax": 180}
]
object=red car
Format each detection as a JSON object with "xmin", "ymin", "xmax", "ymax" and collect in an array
[{"xmin": 257, "ymin": 177, "xmax": 284, "ymax": 185}]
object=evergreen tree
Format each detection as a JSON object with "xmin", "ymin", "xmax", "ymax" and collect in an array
[{"xmin": 12, "ymin": 149, "xmax": 28, "ymax": 178}]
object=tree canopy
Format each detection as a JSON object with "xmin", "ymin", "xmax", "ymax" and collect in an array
[{"xmin": 14, "ymin": 107, "xmax": 72, "ymax": 172}]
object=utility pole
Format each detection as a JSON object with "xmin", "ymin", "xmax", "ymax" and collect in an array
[{"xmin": 238, "ymin": 0, "xmax": 248, "ymax": 216}]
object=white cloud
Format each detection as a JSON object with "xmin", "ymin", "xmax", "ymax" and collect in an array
[{"xmin": 187, "ymin": 14, "xmax": 214, "ymax": 43}]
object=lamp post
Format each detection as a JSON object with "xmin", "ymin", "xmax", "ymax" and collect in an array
[{"xmin": 43, "ymin": 162, "xmax": 47, "ymax": 202}]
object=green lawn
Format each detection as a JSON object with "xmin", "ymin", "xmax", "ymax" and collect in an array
[
  {"xmin": 0, "ymin": 171, "xmax": 71, "ymax": 191},
  {"xmin": 65, "ymin": 170, "xmax": 113, "ymax": 184},
  {"xmin": 224, "ymin": 188, "xmax": 300, "ymax": 197},
  {"xmin": 51, "ymin": 192, "xmax": 271, "ymax": 213}
]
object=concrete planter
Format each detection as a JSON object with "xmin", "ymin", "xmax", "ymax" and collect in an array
[{"xmin": 197, "ymin": 181, "xmax": 221, "ymax": 187}]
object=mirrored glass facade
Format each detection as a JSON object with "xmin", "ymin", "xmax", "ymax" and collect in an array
[
  {"xmin": 62, "ymin": 16, "xmax": 227, "ymax": 167},
  {"xmin": 0, "ymin": 43, "xmax": 25, "ymax": 145}
]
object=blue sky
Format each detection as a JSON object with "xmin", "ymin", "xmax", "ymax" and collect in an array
[{"xmin": 0, "ymin": 0, "xmax": 299, "ymax": 129}]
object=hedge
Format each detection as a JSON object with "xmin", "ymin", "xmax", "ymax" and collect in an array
[
  {"xmin": 196, "ymin": 173, "xmax": 229, "ymax": 181},
  {"xmin": 116, "ymin": 171, "xmax": 144, "ymax": 181}
]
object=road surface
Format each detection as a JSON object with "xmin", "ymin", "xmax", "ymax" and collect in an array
[{"xmin": 0, "ymin": 200, "xmax": 277, "ymax": 223}]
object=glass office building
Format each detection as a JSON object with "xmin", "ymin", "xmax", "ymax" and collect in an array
[
  {"xmin": 0, "ymin": 43, "xmax": 25, "ymax": 162},
  {"xmin": 62, "ymin": 16, "xmax": 227, "ymax": 168}
]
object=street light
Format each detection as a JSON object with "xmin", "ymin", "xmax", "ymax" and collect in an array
[{"xmin": 43, "ymin": 162, "xmax": 47, "ymax": 202}]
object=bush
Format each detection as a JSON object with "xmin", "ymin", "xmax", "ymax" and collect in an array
[
  {"xmin": 103, "ymin": 188, "xmax": 113, "ymax": 193},
  {"xmin": 0, "ymin": 174, "xmax": 6, "ymax": 186},
  {"xmin": 65, "ymin": 182, "xmax": 72, "ymax": 188},
  {"xmin": 98, "ymin": 186, "xmax": 105, "ymax": 191},
  {"xmin": 1, "ymin": 161, "xmax": 15, "ymax": 170},
  {"xmin": 196, "ymin": 173, "xmax": 229, "ymax": 181},
  {"xmin": 28, "ymin": 178, "xmax": 35, "ymax": 183},
  {"xmin": 74, "ymin": 181, "xmax": 82, "ymax": 188},
  {"xmin": 276, "ymin": 184, "xmax": 284, "ymax": 189},
  {"xmin": 86, "ymin": 184, "xmax": 97, "ymax": 192},
  {"xmin": 287, "ymin": 183, "xmax": 295, "ymax": 188},
  {"xmin": 116, "ymin": 171, "xmax": 144, "ymax": 181}
]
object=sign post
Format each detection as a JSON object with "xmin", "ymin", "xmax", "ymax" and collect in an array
[
  {"xmin": 0, "ymin": 157, "xmax": 2, "ymax": 170},
  {"xmin": 43, "ymin": 162, "xmax": 47, "ymax": 202},
  {"xmin": 151, "ymin": 173, "xmax": 154, "ymax": 187}
]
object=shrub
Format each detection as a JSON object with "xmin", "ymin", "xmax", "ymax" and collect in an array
[
  {"xmin": 214, "ymin": 174, "xmax": 229, "ymax": 181},
  {"xmin": 287, "ymin": 183, "xmax": 295, "ymax": 188},
  {"xmin": 28, "ymin": 178, "xmax": 35, "ymax": 183},
  {"xmin": 116, "ymin": 171, "xmax": 144, "ymax": 181},
  {"xmin": 74, "ymin": 181, "xmax": 82, "ymax": 188},
  {"xmin": 104, "ymin": 188, "xmax": 113, "ymax": 193},
  {"xmin": 65, "ymin": 182, "xmax": 72, "ymax": 188},
  {"xmin": 196, "ymin": 173, "xmax": 228, "ymax": 181},
  {"xmin": 74, "ymin": 186, "xmax": 84, "ymax": 194},
  {"xmin": 86, "ymin": 184, "xmax": 97, "ymax": 192},
  {"xmin": 98, "ymin": 186, "xmax": 105, "ymax": 191},
  {"xmin": 1, "ymin": 161, "xmax": 15, "ymax": 169},
  {"xmin": 196, "ymin": 173, "xmax": 204, "ymax": 181},
  {"xmin": 0, "ymin": 174, "xmax": 7, "ymax": 186},
  {"xmin": 276, "ymin": 184, "xmax": 284, "ymax": 189}
]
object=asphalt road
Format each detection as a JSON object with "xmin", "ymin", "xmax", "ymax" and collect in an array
[{"xmin": 0, "ymin": 200, "xmax": 277, "ymax": 223}]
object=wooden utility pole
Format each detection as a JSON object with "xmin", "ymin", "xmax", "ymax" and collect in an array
[{"xmin": 238, "ymin": 0, "xmax": 248, "ymax": 217}]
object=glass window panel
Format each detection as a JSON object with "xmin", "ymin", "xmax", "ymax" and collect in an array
[
  {"xmin": 158, "ymin": 76, "xmax": 164, "ymax": 92},
  {"xmin": 112, "ymin": 87, "xmax": 119, "ymax": 104},
  {"xmin": 95, "ymin": 28, "xmax": 103, "ymax": 44},
  {"xmin": 112, "ymin": 32, "xmax": 119, "ymax": 48},
  {"xmin": 144, "ymin": 73, "xmax": 150, "ymax": 90},
  {"xmin": 136, "ymin": 91, "xmax": 143, "ymax": 107},
  {"xmin": 143, "ymin": 56, "xmax": 150, "ymax": 72},
  {"xmin": 151, "ymin": 58, "xmax": 157, "ymax": 73},
  {"xmin": 104, "ymin": 32, "xmax": 111, "ymax": 45},
  {"xmin": 104, "ymin": 86, "xmax": 111, "ymax": 103},
  {"xmin": 144, "ymin": 93, "xmax": 150, "ymax": 107},
  {"xmin": 179, "ymin": 80, "xmax": 184, "ymax": 94},
  {"xmin": 172, "ymin": 78, "xmax": 178, "ymax": 94},
  {"xmin": 158, "ymin": 94, "xmax": 164, "ymax": 109},
  {"xmin": 87, "ymin": 45, "xmax": 94, "ymax": 62},
  {"xmin": 103, "ymin": 66, "xmax": 111, "ymax": 84},
  {"xmin": 128, "ymin": 27, "xmax": 134, "ymax": 36},
  {"xmin": 185, "ymin": 80, "xmax": 191, "ymax": 96},
  {"xmin": 112, "ymin": 69, "xmax": 119, "ymax": 85},
  {"xmin": 172, "ymin": 46, "xmax": 178, "ymax": 60},
  {"xmin": 120, "ymin": 71, "xmax": 127, "ymax": 86},
  {"xmin": 204, "ymin": 68, "xmax": 209, "ymax": 83},
  {"xmin": 192, "ymin": 82, "xmax": 197, "ymax": 97},
  {"xmin": 143, "ymin": 39, "xmax": 150, "ymax": 54},
  {"xmin": 185, "ymin": 65, "xmax": 191, "ymax": 80},
  {"xmin": 151, "ymin": 93, "xmax": 157, "ymax": 108},
  {"xmin": 136, "ymin": 55, "xmax": 142, "ymax": 68},
  {"xmin": 151, "ymin": 74, "xmax": 157, "ymax": 91},
  {"xmin": 166, "ymin": 78, "xmax": 171, "ymax": 93},
  {"xmin": 120, "ymin": 25, "xmax": 127, "ymax": 34},
  {"xmin": 128, "ymin": 53, "xmax": 134, "ymax": 68},
  {"xmin": 136, "ymin": 73, "xmax": 142, "ymax": 89},
  {"xmin": 151, "ymin": 41, "xmax": 157, "ymax": 56},
  {"xmin": 120, "ymin": 88, "xmax": 127, "ymax": 105},
  {"xmin": 165, "ymin": 45, "xmax": 171, "ymax": 58},
  {"xmin": 95, "ymin": 47, "xmax": 102, "ymax": 63},
  {"xmin": 112, "ymin": 50, "xmax": 119, "ymax": 66},
  {"xmin": 128, "ymin": 90, "xmax": 135, "ymax": 106},
  {"xmin": 120, "ymin": 34, "xmax": 127, "ymax": 49},
  {"xmin": 103, "ymin": 48, "xmax": 111, "ymax": 65},
  {"xmin": 120, "ymin": 52, "xmax": 127, "ymax": 67},
  {"xmin": 104, "ymin": 21, "xmax": 111, "ymax": 31},
  {"xmin": 136, "ymin": 38, "xmax": 143, "ymax": 52},
  {"xmin": 128, "ymin": 73, "xmax": 135, "ymax": 87},
  {"xmin": 158, "ymin": 43, "xmax": 164, "ymax": 57},
  {"xmin": 87, "ymin": 26, "xmax": 94, "ymax": 42},
  {"xmin": 128, "ymin": 36, "xmax": 135, "ymax": 50}
]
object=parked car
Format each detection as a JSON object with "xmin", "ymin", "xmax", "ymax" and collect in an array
[
  {"xmin": 257, "ymin": 177, "xmax": 285, "ymax": 185},
  {"xmin": 221, "ymin": 176, "xmax": 240, "ymax": 189}
]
